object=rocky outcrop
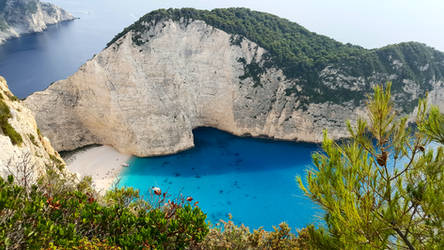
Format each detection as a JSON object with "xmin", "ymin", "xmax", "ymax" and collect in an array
[
  {"xmin": 0, "ymin": 0, "xmax": 74, "ymax": 44},
  {"xmin": 0, "ymin": 76, "xmax": 64, "ymax": 180},
  {"xmin": 25, "ymin": 18, "xmax": 443, "ymax": 157}
]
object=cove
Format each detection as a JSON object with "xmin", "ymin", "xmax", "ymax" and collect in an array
[{"xmin": 118, "ymin": 127, "xmax": 323, "ymax": 231}]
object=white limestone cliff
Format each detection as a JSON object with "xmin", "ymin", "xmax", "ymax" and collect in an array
[
  {"xmin": 0, "ymin": 76, "xmax": 64, "ymax": 180},
  {"xmin": 24, "ymin": 20, "xmax": 444, "ymax": 157}
]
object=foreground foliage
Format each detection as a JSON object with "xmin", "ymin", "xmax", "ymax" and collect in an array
[
  {"xmin": 299, "ymin": 83, "xmax": 444, "ymax": 249},
  {"xmin": 1, "ymin": 163, "xmax": 312, "ymax": 249},
  {"xmin": 198, "ymin": 215, "xmax": 309, "ymax": 249},
  {"xmin": 0, "ymin": 172, "xmax": 208, "ymax": 249}
]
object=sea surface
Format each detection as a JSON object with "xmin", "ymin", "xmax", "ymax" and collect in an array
[
  {"xmin": 119, "ymin": 128, "xmax": 323, "ymax": 231},
  {"xmin": 0, "ymin": 0, "xmax": 323, "ymax": 231},
  {"xmin": 0, "ymin": 0, "xmax": 156, "ymax": 98}
]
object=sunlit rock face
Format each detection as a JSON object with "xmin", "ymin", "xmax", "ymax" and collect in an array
[
  {"xmin": 0, "ymin": 76, "xmax": 64, "ymax": 180},
  {"xmin": 25, "ymin": 18, "xmax": 444, "ymax": 157}
]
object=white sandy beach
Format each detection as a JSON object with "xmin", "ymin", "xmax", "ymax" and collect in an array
[{"xmin": 64, "ymin": 145, "xmax": 131, "ymax": 194}]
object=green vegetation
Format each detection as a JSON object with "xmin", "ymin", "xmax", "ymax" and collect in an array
[
  {"xmin": 0, "ymin": 89, "xmax": 19, "ymax": 102},
  {"xmin": 107, "ymin": 8, "xmax": 444, "ymax": 109},
  {"xmin": 49, "ymin": 153, "xmax": 65, "ymax": 171},
  {"xmin": 0, "ymin": 98, "xmax": 23, "ymax": 145},
  {"xmin": 1, "ymin": 160, "xmax": 310, "ymax": 249},
  {"xmin": 28, "ymin": 133, "xmax": 38, "ymax": 146},
  {"xmin": 3, "ymin": 90, "xmax": 18, "ymax": 101},
  {"xmin": 237, "ymin": 57, "xmax": 269, "ymax": 87},
  {"xmin": 200, "ymin": 216, "xmax": 309, "ymax": 249},
  {"xmin": 298, "ymin": 84, "xmax": 444, "ymax": 249},
  {"xmin": 0, "ymin": 172, "xmax": 209, "ymax": 249},
  {"xmin": 229, "ymin": 34, "xmax": 243, "ymax": 47}
]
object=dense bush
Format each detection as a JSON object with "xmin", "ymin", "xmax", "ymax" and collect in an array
[
  {"xmin": 0, "ymin": 173, "xmax": 209, "ymax": 249},
  {"xmin": 0, "ymin": 97, "xmax": 23, "ymax": 145},
  {"xmin": 198, "ymin": 215, "xmax": 310, "ymax": 249}
]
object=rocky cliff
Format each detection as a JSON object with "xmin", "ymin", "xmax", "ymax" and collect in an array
[
  {"xmin": 24, "ymin": 8, "xmax": 444, "ymax": 157},
  {"xmin": 0, "ymin": 76, "xmax": 64, "ymax": 181},
  {"xmin": 0, "ymin": 0, "xmax": 74, "ymax": 44}
]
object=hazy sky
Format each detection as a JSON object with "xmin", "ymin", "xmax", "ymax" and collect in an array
[{"xmin": 52, "ymin": 0, "xmax": 444, "ymax": 52}]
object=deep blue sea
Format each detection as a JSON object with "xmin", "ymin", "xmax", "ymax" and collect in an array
[
  {"xmin": 0, "ymin": 0, "xmax": 324, "ymax": 232},
  {"xmin": 119, "ymin": 128, "xmax": 323, "ymax": 231}
]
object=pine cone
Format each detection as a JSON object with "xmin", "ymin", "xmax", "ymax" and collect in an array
[{"xmin": 377, "ymin": 151, "xmax": 388, "ymax": 166}]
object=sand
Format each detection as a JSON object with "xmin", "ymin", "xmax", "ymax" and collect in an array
[{"xmin": 64, "ymin": 145, "xmax": 131, "ymax": 194}]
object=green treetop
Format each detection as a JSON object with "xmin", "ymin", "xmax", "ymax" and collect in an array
[{"xmin": 298, "ymin": 83, "xmax": 444, "ymax": 249}]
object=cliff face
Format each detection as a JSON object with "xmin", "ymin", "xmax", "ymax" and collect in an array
[
  {"xmin": 0, "ymin": 76, "xmax": 64, "ymax": 180},
  {"xmin": 0, "ymin": 0, "xmax": 74, "ymax": 44},
  {"xmin": 24, "ymin": 16, "xmax": 444, "ymax": 157}
]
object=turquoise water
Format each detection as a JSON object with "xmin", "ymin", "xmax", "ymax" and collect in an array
[{"xmin": 119, "ymin": 127, "xmax": 323, "ymax": 231}]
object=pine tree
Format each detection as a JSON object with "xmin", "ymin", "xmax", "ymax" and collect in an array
[{"xmin": 298, "ymin": 83, "xmax": 444, "ymax": 249}]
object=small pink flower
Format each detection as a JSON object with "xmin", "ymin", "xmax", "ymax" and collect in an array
[{"xmin": 152, "ymin": 187, "xmax": 161, "ymax": 195}]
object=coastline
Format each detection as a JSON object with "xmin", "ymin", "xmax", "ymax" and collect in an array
[
  {"xmin": 64, "ymin": 145, "xmax": 131, "ymax": 194},
  {"xmin": 0, "ymin": 17, "xmax": 77, "ymax": 46}
]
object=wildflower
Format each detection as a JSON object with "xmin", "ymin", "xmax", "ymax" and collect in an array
[{"xmin": 152, "ymin": 187, "xmax": 161, "ymax": 195}]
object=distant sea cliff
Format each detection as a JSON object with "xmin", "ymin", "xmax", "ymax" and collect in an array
[{"xmin": 0, "ymin": 0, "xmax": 74, "ymax": 44}]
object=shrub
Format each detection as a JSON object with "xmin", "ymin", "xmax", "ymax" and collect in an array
[
  {"xmin": 1, "ymin": 121, "xmax": 23, "ymax": 145},
  {"xmin": 0, "ymin": 99, "xmax": 23, "ymax": 145},
  {"xmin": 198, "ymin": 214, "xmax": 307, "ymax": 249},
  {"xmin": 3, "ymin": 91, "xmax": 19, "ymax": 102},
  {"xmin": 46, "ymin": 238, "xmax": 121, "ymax": 249},
  {"xmin": 28, "ymin": 134, "xmax": 38, "ymax": 146},
  {"xmin": 0, "ymin": 175, "xmax": 209, "ymax": 249}
]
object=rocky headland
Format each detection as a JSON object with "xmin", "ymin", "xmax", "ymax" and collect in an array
[
  {"xmin": 24, "ymin": 8, "xmax": 444, "ymax": 157},
  {"xmin": 0, "ymin": 0, "xmax": 74, "ymax": 44}
]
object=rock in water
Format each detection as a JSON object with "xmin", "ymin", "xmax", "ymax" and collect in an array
[
  {"xmin": 0, "ymin": 0, "xmax": 75, "ymax": 44},
  {"xmin": 24, "ymin": 8, "xmax": 444, "ymax": 157}
]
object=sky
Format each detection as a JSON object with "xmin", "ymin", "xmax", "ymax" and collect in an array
[{"xmin": 51, "ymin": 0, "xmax": 444, "ymax": 52}]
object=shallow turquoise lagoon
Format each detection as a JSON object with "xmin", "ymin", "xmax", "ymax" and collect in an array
[{"xmin": 118, "ymin": 127, "xmax": 323, "ymax": 231}]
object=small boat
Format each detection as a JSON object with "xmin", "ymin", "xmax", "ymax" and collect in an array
[{"xmin": 122, "ymin": 163, "xmax": 129, "ymax": 167}]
